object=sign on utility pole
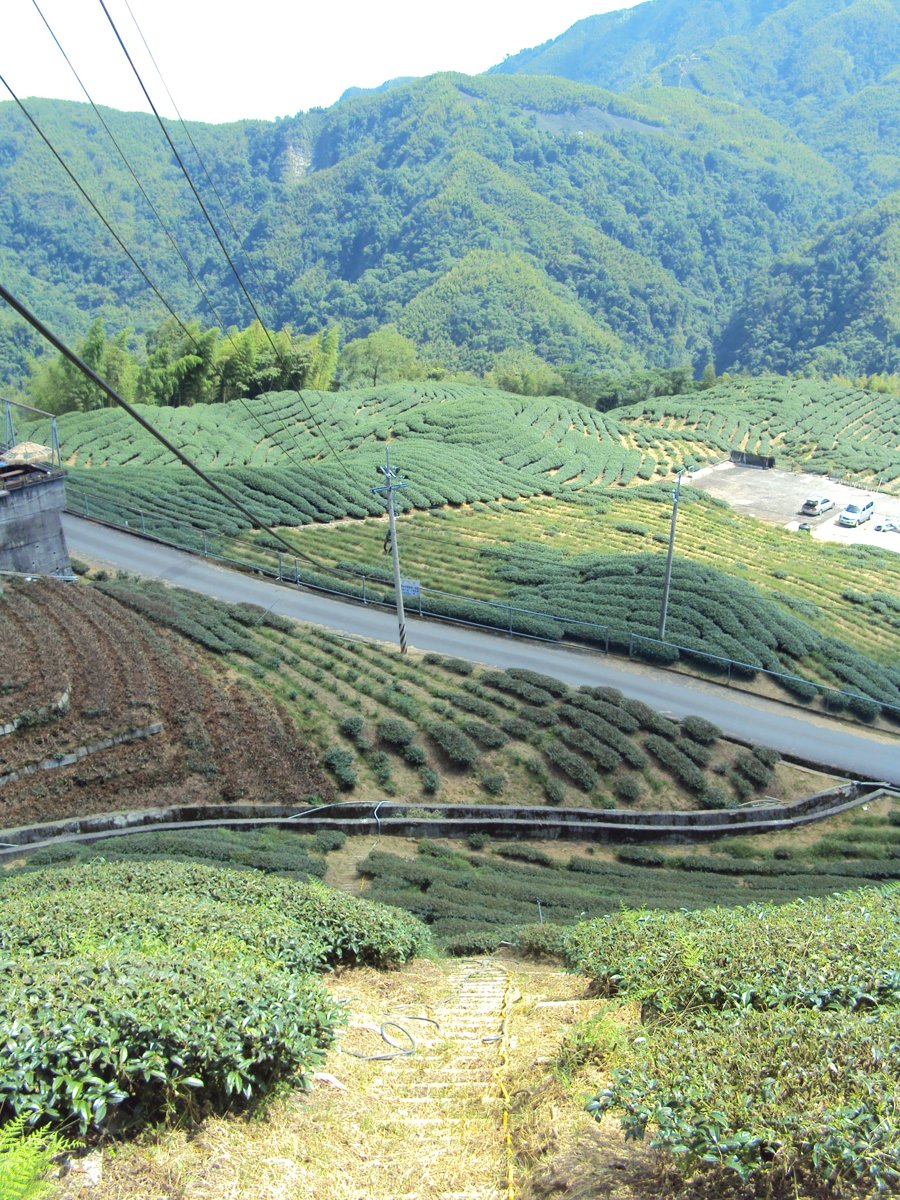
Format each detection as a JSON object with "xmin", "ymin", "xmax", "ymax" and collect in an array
[{"xmin": 372, "ymin": 446, "xmax": 408, "ymax": 654}]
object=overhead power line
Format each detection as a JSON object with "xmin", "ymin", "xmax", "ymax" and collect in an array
[
  {"xmin": 28, "ymin": 0, "xmax": 224, "ymax": 336},
  {"xmin": 0, "ymin": 281, "xmax": 342, "ymax": 572},
  {"xmin": 0, "ymin": 70, "xmax": 199, "ymax": 350},
  {"xmin": 6, "ymin": 6, "xmax": 359, "ymax": 540},
  {"xmin": 8, "ymin": 6, "xmax": 334, "ymax": 486},
  {"xmin": 120, "ymin": 0, "xmax": 262, "ymax": 283},
  {"xmin": 96, "ymin": 0, "xmax": 354, "ymax": 485},
  {"xmin": 18, "ymin": 0, "xmax": 320, "ymax": 481}
]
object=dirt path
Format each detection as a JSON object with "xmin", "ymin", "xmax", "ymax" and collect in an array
[
  {"xmin": 56, "ymin": 955, "xmax": 612, "ymax": 1200},
  {"xmin": 326, "ymin": 957, "xmax": 513, "ymax": 1200}
]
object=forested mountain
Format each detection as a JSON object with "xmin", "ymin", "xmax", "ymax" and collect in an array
[
  {"xmin": 719, "ymin": 191, "xmax": 900, "ymax": 375},
  {"xmin": 0, "ymin": 0, "xmax": 895, "ymax": 389},
  {"xmin": 492, "ymin": 0, "xmax": 900, "ymax": 193}
]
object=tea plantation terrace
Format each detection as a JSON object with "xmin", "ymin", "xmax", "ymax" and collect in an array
[{"xmin": 61, "ymin": 516, "xmax": 900, "ymax": 788}]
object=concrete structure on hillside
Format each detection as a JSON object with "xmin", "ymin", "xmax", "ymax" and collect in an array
[{"xmin": 0, "ymin": 459, "xmax": 72, "ymax": 577}]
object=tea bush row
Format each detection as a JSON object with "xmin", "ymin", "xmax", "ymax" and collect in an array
[
  {"xmin": 568, "ymin": 691, "xmax": 640, "ymax": 733},
  {"xmin": 558, "ymin": 726, "xmax": 621, "ymax": 772},
  {"xmin": 323, "ymin": 746, "xmax": 358, "ymax": 790},
  {"xmin": 590, "ymin": 1006, "xmax": 900, "ymax": 1193},
  {"xmin": 563, "ymin": 886, "xmax": 900, "ymax": 1013},
  {"xmin": 357, "ymin": 847, "xmax": 890, "ymax": 946},
  {"xmin": 38, "ymin": 827, "xmax": 329, "ymax": 880},
  {"xmin": 427, "ymin": 721, "xmax": 481, "ymax": 768},
  {"xmin": 481, "ymin": 671, "xmax": 558, "ymax": 706},
  {"xmin": 559, "ymin": 704, "xmax": 647, "ymax": 769},
  {"xmin": 673, "ymin": 736, "xmax": 712, "ymax": 768},
  {"xmin": 543, "ymin": 742, "xmax": 600, "ymax": 792},
  {"xmin": 461, "ymin": 719, "xmax": 508, "ymax": 749},
  {"xmin": 0, "ymin": 861, "xmax": 430, "ymax": 1135},
  {"xmin": 731, "ymin": 749, "xmax": 774, "ymax": 789},
  {"xmin": 485, "ymin": 545, "xmax": 898, "ymax": 707},
  {"xmin": 5, "ymin": 861, "xmax": 431, "ymax": 969},
  {"xmin": 643, "ymin": 735, "xmax": 708, "ymax": 795},
  {"xmin": 95, "ymin": 579, "xmax": 273, "ymax": 658},
  {"xmin": 0, "ymin": 949, "xmax": 337, "ymax": 1135}
]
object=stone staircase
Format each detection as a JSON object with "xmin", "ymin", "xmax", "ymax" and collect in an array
[{"xmin": 349, "ymin": 957, "xmax": 514, "ymax": 1200}]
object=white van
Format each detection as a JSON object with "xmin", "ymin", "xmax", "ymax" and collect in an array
[{"xmin": 838, "ymin": 499, "xmax": 875, "ymax": 527}]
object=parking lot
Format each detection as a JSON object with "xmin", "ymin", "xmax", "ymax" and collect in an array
[{"xmin": 689, "ymin": 463, "xmax": 900, "ymax": 554}]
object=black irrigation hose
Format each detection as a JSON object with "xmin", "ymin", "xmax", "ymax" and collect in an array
[{"xmin": 338, "ymin": 1014, "xmax": 441, "ymax": 1062}]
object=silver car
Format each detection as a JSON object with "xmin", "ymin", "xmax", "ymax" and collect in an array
[{"xmin": 800, "ymin": 497, "xmax": 834, "ymax": 516}]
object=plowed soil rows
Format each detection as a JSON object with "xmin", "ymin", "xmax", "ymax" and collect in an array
[{"xmin": 0, "ymin": 579, "xmax": 333, "ymax": 828}]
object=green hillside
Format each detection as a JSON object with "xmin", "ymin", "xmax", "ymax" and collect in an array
[
  {"xmin": 492, "ymin": 0, "xmax": 900, "ymax": 190},
  {"xmin": 34, "ymin": 375, "xmax": 900, "ymax": 711},
  {"xmin": 0, "ymin": 67, "xmax": 858, "ymax": 383},
  {"xmin": 490, "ymin": 0, "xmax": 791, "ymax": 94},
  {"xmin": 718, "ymin": 191, "xmax": 900, "ymax": 375},
  {"xmin": 397, "ymin": 248, "xmax": 635, "ymax": 372},
  {"xmin": 43, "ymin": 375, "xmax": 900, "ymax": 517},
  {"xmin": 1, "ymin": 0, "xmax": 897, "ymax": 384},
  {"xmin": 618, "ymin": 374, "xmax": 900, "ymax": 481}
]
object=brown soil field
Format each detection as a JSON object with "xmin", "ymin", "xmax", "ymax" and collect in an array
[{"xmin": 0, "ymin": 578, "xmax": 333, "ymax": 828}]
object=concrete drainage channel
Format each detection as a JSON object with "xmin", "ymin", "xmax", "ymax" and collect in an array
[{"xmin": 0, "ymin": 783, "xmax": 895, "ymax": 859}]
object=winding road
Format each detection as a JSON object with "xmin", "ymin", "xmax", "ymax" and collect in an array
[{"xmin": 62, "ymin": 515, "xmax": 900, "ymax": 786}]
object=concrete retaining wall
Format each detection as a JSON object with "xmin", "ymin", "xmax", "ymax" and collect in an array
[
  {"xmin": 0, "ymin": 472, "xmax": 71, "ymax": 576},
  {"xmin": 0, "ymin": 784, "xmax": 893, "ymax": 857},
  {"xmin": 0, "ymin": 723, "xmax": 163, "ymax": 788}
]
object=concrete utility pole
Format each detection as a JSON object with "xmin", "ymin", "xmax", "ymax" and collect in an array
[
  {"xmin": 2, "ymin": 398, "xmax": 15, "ymax": 454},
  {"xmin": 372, "ymin": 446, "xmax": 408, "ymax": 654},
  {"xmin": 658, "ymin": 470, "xmax": 684, "ymax": 641}
]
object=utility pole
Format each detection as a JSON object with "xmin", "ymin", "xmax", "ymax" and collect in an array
[
  {"xmin": 372, "ymin": 446, "xmax": 408, "ymax": 654},
  {"xmin": 658, "ymin": 470, "xmax": 684, "ymax": 641}
]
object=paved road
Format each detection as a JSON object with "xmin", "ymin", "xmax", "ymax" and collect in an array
[{"xmin": 62, "ymin": 515, "xmax": 900, "ymax": 786}]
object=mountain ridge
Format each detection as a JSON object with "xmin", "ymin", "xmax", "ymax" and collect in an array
[{"xmin": 0, "ymin": 0, "xmax": 895, "ymax": 386}]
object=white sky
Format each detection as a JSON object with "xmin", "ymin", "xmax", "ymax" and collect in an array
[{"xmin": 4, "ymin": 0, "xmax": 641, "ymax": 124}]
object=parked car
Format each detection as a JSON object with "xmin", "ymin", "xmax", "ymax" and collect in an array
[
  {"xmin": 838, "ymin": 499, "xmax": 875, "ymax": 527},
  {"xmin": 800, "ymin": 497, "xmax": 835, "ymax": 516}
]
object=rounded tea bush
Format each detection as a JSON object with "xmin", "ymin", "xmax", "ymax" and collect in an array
[
  {"xmin": 377, "ymin": 717, "xmax": 414, "ymax": 747},
  {"xmin": 481, "ymin": 771, "xmax": 508, "ymax": 796},
  {"xmin": 0, "ymin": 860, "xmax": 433, "ymax": 1136},
  {"xmin": 613, "ymin": 775, "xmax": 643, "ymax": 805},
  {"xmin": 427, "ymin": 721, "xmax": 480, "ymax": 768},
  {"xmin": 402, "ymin": 742, "xmax": 427, "ymax": 767},
  {"xmin": 0, "ymin": 949, "xmax": 338, "ymax": 1135}
]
